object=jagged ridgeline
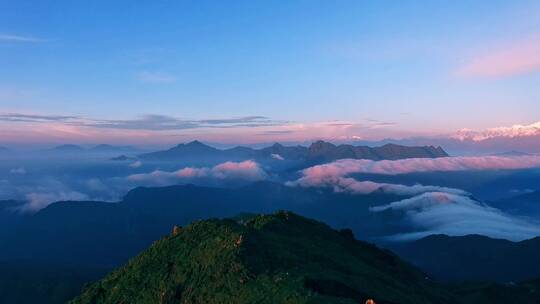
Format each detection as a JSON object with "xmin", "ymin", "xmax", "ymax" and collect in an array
[{"xmin": 70, "ymin": 212, "xmax": 456, "ymax": 304}]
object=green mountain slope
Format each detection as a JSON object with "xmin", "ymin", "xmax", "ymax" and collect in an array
[{"xmin": 70, "ymin": 211, "xmax": 455, "ymax": 304}]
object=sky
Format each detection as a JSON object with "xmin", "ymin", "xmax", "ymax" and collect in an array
[{"xmin": 1, "ymin": 0, "xmax": 540, "ymax": 145}]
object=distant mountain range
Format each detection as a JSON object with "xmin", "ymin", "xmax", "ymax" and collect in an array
[
  {"xmin": 138, "ymin": 140, "xmax": 448, "ymax": 163},
  {"xmin": 389, "ymin": 234, "xmax": 540, "ymax": 282},
  {"xmin": 351, "ymin": 122, "xmax": 540, "ymax": 155},
  {"xmin": 51, "ymin": 144, "xmax": 138, "ymax": 154}
]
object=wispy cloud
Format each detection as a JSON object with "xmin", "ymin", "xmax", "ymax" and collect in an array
[
  {"xmin": 0, "ymin": 112, "xmax": 283, "ymax": 131},
  {"xmin": 0, "ymin": 34, "xmax": 46, "ymax": 43},
  {"xmin": 0, "ymin": 113, "xmax": 78, "ymax": 122},
  {"xmin": 0, "ymin": 112, "xmax": 402, "ymax": 144},
  {"xmin": 135, "ymin": 71, "xmax": 177, "ymax": 83},
  {"xmin": 259, "ymin": 130, "xmax": 295, "ymax": 136},
  {"xmin": 457, "ymin": 34, "xmax": 540, "ymax": 78},
  {"xmin": 85, "ymin": 115, "xmax": 280, "ymax": 131}
]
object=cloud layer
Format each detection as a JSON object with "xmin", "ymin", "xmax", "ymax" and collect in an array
[
  {"xmin": 128, "ymin": 160, "xmax": 267, "ymax": 186},
  {"xmin": 371, "ymin": 192, "xmax": 540, "ymax": 241},
  {"xmin": 288, "ymin": 175, "xmax": 467, "ymax": 197},
  {"xmin": 296, "ymin": 155, "xmax": 540, "ymax": 178}
]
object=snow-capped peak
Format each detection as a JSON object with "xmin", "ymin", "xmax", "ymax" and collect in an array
[{"xmin": 451, "ymin": 122, "xmax": 540, "ymax": 141}]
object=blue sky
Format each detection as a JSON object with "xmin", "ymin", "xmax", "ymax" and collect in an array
[{"xmin": 1, "ymin": 1, "xmax": 539, "ymax": 144}]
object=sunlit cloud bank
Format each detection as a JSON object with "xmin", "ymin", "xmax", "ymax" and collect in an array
[
  {"xmin": 371, "ymin": 192, "xmax": 540, "ymax": 241},
  {"xmin": 288, "ymin": 155, "xmax": 540, "ymax": 195},
  {"xmin": 287, "ymin": 175, "xmax": 467, "ymax": 197},
  {"xmin": 288, "ymin": 155, "xmax": 540, "ymax": 241},
  {"xmin": 128, "ymin": 160, "xmax": 267, "ymax": 186},
  {"xmin": 295, "ymin": 155, "xmax": 540, "ymax": 179}
]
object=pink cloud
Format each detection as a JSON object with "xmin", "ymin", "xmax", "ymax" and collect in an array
[
  {"xmin": 297, "ymin": 155, "xmax": 540, "ymax": 178},
  {"xmin": 288, "ymin": 155, "xmax": 540, "ymax": 196},
  {"xmin": 127, "ymin": 160, "xmax": 266, "ymax": 186},
  {"xmin": 287, "ymin": 174, "xmax": 467, "ymax": 196},
  {"xmin": 212, "ymin": 160, "xmax": 267, "ymax": 180},
  {"xmin": 458, "ymin": 35, "xmax": 540, "ymax": 78}
]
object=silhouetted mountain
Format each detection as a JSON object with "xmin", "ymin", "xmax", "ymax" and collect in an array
[
  {"xmin": 53, "ymin": 144, "xmax": 84, "ymax": 152},
  {"xmin": 306, "ymin": 141, "xmax": 447, "ymax": 162},
  {"xmin": 71, "ymin": 212, "xmax": 456, "ymax": 304},
  {"xmin": 389, "ymin": 234, "xmax": 540, "ymax": 282},
  {"xmin": 139, "ymin": 140, "xmax": 448, "ymax": 164},
  {"xmin": 488, "ymin": 190, "xmax": 540, "ymax": 217},
  {"xmin": 139, "ymin": 140, "xmax": 223, "ymax": 160},
  {"xmin": 90, "ymin": 144, "xmax": 137, "ymax": 153}
]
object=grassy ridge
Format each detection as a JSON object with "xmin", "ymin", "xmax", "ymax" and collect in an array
[{"xmin": 71, "ymin": 212, "xmax": 455, "ymax": 304}]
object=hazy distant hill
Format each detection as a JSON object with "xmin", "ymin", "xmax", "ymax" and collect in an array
[
  {"xmin": 488, "ymin": 190, "xmax": 540, "ymax": 217},
  {"xmin": 49, "ymin": 144, "xmax": 138, "ymax": 154},
  {"xmin": 139, "ymin": 140, "xmax": 225, "ymax": 160},
  {"xmin": 138, "ymin": 140, "xmax": 448, "ymax": 163},
  {"xmin": 70, "ymin": 212, "xmax": 457, "ymax": 304},
  {"xmin": 89, "ymin": 144, "xmax": 137, "ymax": 153},
  {"xmin": 389, "ymin": 234, "xmax": 540, "ymax": 282},
  {"xmin": 52, "ymin": 144, "xmax": 85, "ymax": 152}
]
